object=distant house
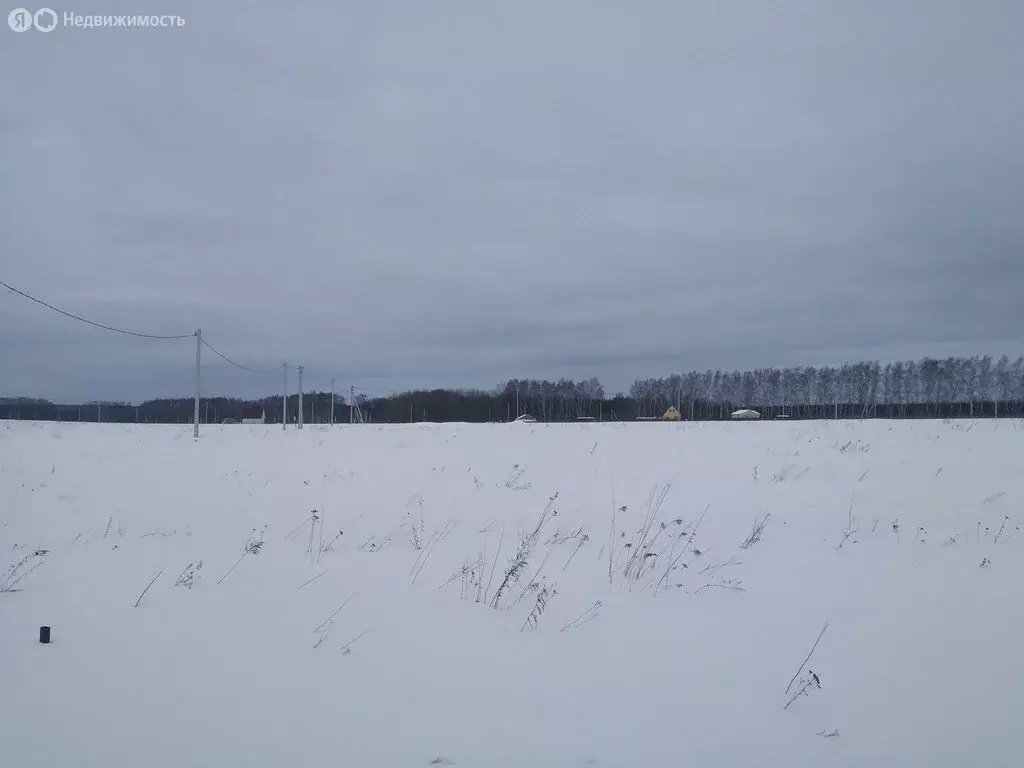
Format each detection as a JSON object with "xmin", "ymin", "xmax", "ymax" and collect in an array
[
  {"xmin": 661, "ymin": 406, "xmax": 681, "ymax": 421},
  {"xmin": 514, "ymin": 414, "xmax": 537, "ymax": 423},
  {"xmin": 731, "ymin": 409, "xmax": 761, "ymax": 420},
  {"xmin": 241, "ymin": 407, "xmax": 266, "ymax": 425}
]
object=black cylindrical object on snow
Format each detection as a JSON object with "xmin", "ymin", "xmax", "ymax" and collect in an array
[{"xmin": 39, "ymin": 626, "xmax": 51, "ymax": 644}]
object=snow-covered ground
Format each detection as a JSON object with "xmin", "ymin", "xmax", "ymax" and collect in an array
[{"xmin": 2, "ymin": 418, "xmax": 1022, "ymax": 767}]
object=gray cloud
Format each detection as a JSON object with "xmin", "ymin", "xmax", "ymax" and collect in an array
[{"xmin": 3, "ymin": 1, "xmax": 1024, "ymax": 403}]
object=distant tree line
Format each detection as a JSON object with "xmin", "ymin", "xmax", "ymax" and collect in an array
[
  {"xmin": 3, "ymin": 355, "xmax": 1024, "ymax": 424},
  {"xmin": 630, "ymin": 355, "xmax": 1024, "ymax": 420}
]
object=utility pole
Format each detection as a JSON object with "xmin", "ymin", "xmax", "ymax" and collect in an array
[
  {"xmin": 297, "ymin": 366, "xmax": 304, "ymax": 429},
  {"xmin": 193, "ymin": 328, "xmax": 201, "ymax": 438},
  {"xmin": 282, "ymin": 362, "xmax": 288, "ymax": 429},
  {"xmin": 350, "ymin": 385, "xmax": 354, "ymax": 424},
  {"xmin": 330, "ymin": 378, "xmax": 336, "ymax": 425}
]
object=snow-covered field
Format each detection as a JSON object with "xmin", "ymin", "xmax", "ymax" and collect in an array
[{"xmin": 2, "ymin": 418, "xmax": 1022, "ymax": 767}]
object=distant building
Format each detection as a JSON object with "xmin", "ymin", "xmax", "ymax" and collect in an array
[
  {"xmin": 241, "ymin": 407, "xmax": 266, "ymax": 425},
  {"xmin": 731, "ymin": 409, "xmax": 761, "ymax": 420},
  {"xmin": 661, "ymin": 406, "xmax": 681, "ymax": 421}
]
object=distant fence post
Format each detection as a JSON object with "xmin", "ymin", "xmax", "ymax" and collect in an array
[{"xmin": 193, "ymin": 329, "xmax": 201, "ymax": 438}]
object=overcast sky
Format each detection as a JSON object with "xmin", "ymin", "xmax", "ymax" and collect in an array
[{"xmin": 3, "ymin": 1, "xmax": 1023, "ymax": 403}]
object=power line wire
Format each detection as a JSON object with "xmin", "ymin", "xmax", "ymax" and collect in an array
[
  {"xmin": 4, "ymin": 278, "xmax": 352, "ymax": 396},
  {"xmin": 201, "ymin": 338, "xmax": 284, "ymax": 374},
  {"xmin": 302, "ymin": 371, "xmax": 340, "ymax": 388},
  {"xmin": 1, "ymin": 279, "xmax": 195, "ymax": 340}
]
